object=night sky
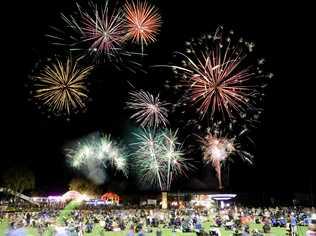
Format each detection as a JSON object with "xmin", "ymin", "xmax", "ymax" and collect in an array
[{"xmin": 3, "ymin": 0, "xmax": 314, "ymax": 197}]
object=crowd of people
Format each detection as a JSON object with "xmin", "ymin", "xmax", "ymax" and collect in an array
[
  {"xmin": 212, "ymin": 206, "xmax": 316, "ymax": 235},
  {"xmin": 0, "ymin": 199, "xmax": 315, "ymax": 235}
]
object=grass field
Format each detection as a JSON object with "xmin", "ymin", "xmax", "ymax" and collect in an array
[{"xmin": 0, "ymin": 220, "xmax": 308, "ymax": 236}]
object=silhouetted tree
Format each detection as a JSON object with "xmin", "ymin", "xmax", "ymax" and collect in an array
[
  {"xmin": 69, "ymin": 177, "xmax": 102, "ymax": 197},
  {"xmin": 2, "ymin": 166, "xmax": 35, "ymax": 194}
]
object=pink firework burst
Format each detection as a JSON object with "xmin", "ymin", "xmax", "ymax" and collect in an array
[
  {"xmin": 200, "ymin": 126, "xmax": 253, "ymax": 189},
  {"xmin": 78, "ymin": 2, "xmax": 126, "ymax": 56},
  {"xmin": 48, "ymin": 2, "xmax": 127, "ymax": 59},
  {"xmin": 126, "ymin": 90, "xmax": 168, "ymax": 128},
  {"xmin": 124, "ymin": 1, "xmax": 161, "ymax": 50},
  {"xmin": 171, "ymin": 27, "xmax": 270, "ymax": 121},
  {"xmin": 188, "ymin": 48, "xmax": 253, "ymax": 118},
  {"xmin": 202, "ymin": 133, "xmax": 235, "ymax": 164},
  {"xmin": 201, "ymin": 132, "xmax": 235, "ymax": 190}
]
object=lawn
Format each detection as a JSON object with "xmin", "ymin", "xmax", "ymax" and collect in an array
[
  {"xmin": 85, "ymin": 223, "xmax": 308, "ymax": 236},
  {"xmin": 0, "ymin": 221, "xmax": 308, "ymax": 236}
]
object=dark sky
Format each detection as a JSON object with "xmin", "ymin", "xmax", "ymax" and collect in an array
[{"xmin": 3, "ymin": 0, "xmax": 314, "ymax": 197}]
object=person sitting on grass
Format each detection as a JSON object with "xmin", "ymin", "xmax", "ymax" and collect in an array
[
  {"xmin": 251, "ymin": 229, "xmax": 264, "ymax": 236},
  {"xmin": 196, "ymin": 228, "xmax": 209, "ymax": 236},
  {"xmin": 271, "ymin": 216, "xmax": 277, "ymax": 227},
  {"xmin": 232, "ymin": 228, "xmax": 242, "ymax": 236},
  {"xmin": 215, "ymin": 215, "xmax": 222, "ymax": 227},
  {"xmin": 224, "ymin": 219, "xmax": 234, "ymax": 230},
  {"xmin": 279, "ymin": 216, "xmax": 286, "ymax": 227},
  {"xmin": 209, "ymin": 227, "xmax": 221, "ymax": 236},
  {"xmin": 262, "ymin": 221, "xmax": 271, "ymax": 234},
  {"xmin": 306, "ymin": 214, "xmax": 316, "ymax": 236},
  {"xmin": 195, "ymin": 219, "xmax": 202, "ymax": 232},
  {"xmin": 242, "ymin": 225, "xmax": 250, "ymax": 236}
]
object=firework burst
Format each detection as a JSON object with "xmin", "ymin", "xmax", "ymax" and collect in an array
[
  {"xmin": 126, "ymin": 90, "xmax": 169, "ymax": 128},
  {"xmin": 131, "ymin": 129, "xmax": 191, "ymax": 191},
  {"xmin": 79, "ymin": 2, "xmax": 126, "ymax": 56},
  {"xmin": 48, "ymin": 2, "xmax": 127, "ymax": 61},
  {"xmin": 167, "ymin": 26, "xmax": 272, "ymax": 123},
  {"xmin": 161, "ymin": 130, "xmax": 191, "ymax": 190},
  {"xmin": 132, "ymin": 129, "xmax": 164, "ymax": 190},
  {"xmin": 98, "ymin": 135, "xmax": 128, "ymax": 175},
  {"xmin": 200, "ymin": 124, "xmax": 253, "ymax": 189},
  {"xmin": 124, "ymin": 1, "xmax": 161, "ymax": 51},
  {"xmin": 65, "ymin": 133, "xmax": 128, "ymax": 184},
  {"xmin": 32, "ymin": 57, "xmax": 93, "ymax": 116}
]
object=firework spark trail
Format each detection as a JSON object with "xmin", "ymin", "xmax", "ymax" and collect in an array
[
  {"xmin": 32, "ymin": 57, "xmax": 93, "ymax": 116},
  {"xmin": 127, "ymin": 90, "xmax": 169, "ymax": 128},
  {"xmin": 132, "ymin": 129, "xmax": 191, "ymax": 191},
  {"xmin": 124, "ymin": 1, "xmax": 161, "ymax": 52}
]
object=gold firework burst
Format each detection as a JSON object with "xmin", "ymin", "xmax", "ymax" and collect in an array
[{"xmin": 33, "ymin": 58, "xmax": 93, "ymax": 116}]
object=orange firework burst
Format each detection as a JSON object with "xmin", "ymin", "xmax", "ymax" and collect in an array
[{"xmin": 124, "ymin": 1, "xmax": 161, "ymax": 50}]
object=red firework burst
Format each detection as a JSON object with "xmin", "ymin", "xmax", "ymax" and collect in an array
[{"xmin": 124, "ymin": 1, "xmax": 161, "ymax": 49}]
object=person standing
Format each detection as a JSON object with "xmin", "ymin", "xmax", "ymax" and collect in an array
[
  {"xmin": 127, "ymin": 225, "xmax": 135, "ymax": 236},
  {"xmin": 290, "ymin": 212, "xmax": 297, "ymax": 236},
  {"xmin": 138, "ymin": 227, "xmax": 145, "ymax": 236}
]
